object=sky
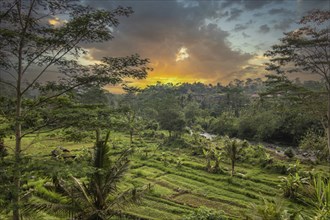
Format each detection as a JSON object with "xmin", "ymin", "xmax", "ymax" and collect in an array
[{"xmin": 78, "ymin": 0, "xmax": 329, "ymax": 93}]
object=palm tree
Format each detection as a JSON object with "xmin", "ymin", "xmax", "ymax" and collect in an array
[
  {"xmin": 212, "ymin": 147, "xmax": 223, "ymax": 174},
  {"xmin": 72, "ymin": 131, "xmax": 146, "ymax": 219},
  {"xmin": 222, "ymin": 136, "xmax": 248, "ymax": 176},
  {"xmin": 25, "ymin": 131, "xmax": 146, "ymax": 219},
  {"xmin": 203, "ymin": 148, "xmax": 212, "ymax": 172}
]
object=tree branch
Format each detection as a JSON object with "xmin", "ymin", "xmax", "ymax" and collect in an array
[{"xmin": 0, "ymin": 79, "xmax": 17, "ymax": 89}]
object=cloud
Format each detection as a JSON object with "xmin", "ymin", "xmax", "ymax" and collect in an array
[
  {"xmin": 242, "ymin": 32, "xmax": 250, "ymax": 38},
  {"xmin": 176, "ymin": 47, "xmax": 189, "ymax": 62},
  {"xmin": 258, "ymin": 24, "xmax": 270, "ymax": 33},
  {"xmin": 233, "ymin": 20, "xmax": 253, "ymax": 32},
  {"xmin": 273, "ymin": 18, "xmax": 294, "ymax": 31},
  {"xmin": 234, "ymin": 24, "xmax": 248, "ymax": 32},
  {"xmin": 268, "ymin": 8, "xmax": 292, "ymax": 15},
  {"xmin": 243, "ymin": 0, "xmax": 284, "ymax": 10},
  {"xmin": 220, "ymin": 0, "xmax": 284, "ymax": 10},
  {"xmin": 226, "ymin": 8, "xmax": 243, "ymax": 21},
  {"xmin": 77, "ymin": 0, "xmax": 327, "ymax": 91},
  {"xmin": 82, "ymin": 0, "xmax": 254, "ymax": 86}
]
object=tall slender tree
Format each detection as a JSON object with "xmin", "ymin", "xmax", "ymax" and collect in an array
[
  {"xmin": 222, "ymin": 136, "xmax": 248, "ymax": 176},
  {"xmin": 264, "ymin": 10, "xmax": 330, "ymax": 157},
  {"xmin": 0, "ymin": 1, "xmax": 150, "ymax": 219}
]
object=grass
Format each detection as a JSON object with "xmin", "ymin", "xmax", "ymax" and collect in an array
[{"xmin": 3, "ymin": 131, "xmax": 329, "ymax": 219}]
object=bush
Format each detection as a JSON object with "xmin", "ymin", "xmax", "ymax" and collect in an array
[
  {"xmin": 62, "ymin": 128, "xmax": 93, "ymax": 142},
  {"xmin": 249, "ymin": 197, "xmax": 299, "ymax": 220},
  {"xmin": 241, "ymin": 145, "xmax": 267, "ymax": 164},
  {"xmin": 265, "ymin": 161, "xmax": 288, "ymax": 174},
  {"xmin": 299, "ymin": 130, "xmax": 328, "ymax": 161},
  {"xmin": 209, "ymin": 112, "xmax": 238, "ymax": 137},
  {"xmin": 284, "ymin": 148, "xmax": 295, "ymax": 158},
  {"xmin": 182, "ymin": 206, "xmax": 228, "ymax": 220},
  {"xmin": 163, "ymin": 136, "xmax": 192, "ymax": 148},
  {"xmin": 279, "ymin": 173, "xmax": 308, "ymax": 199}
]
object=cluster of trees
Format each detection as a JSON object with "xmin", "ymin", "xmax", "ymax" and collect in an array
[{"xmin": 107, "ymin": 77, "xmax": 327, "ymax": 159}]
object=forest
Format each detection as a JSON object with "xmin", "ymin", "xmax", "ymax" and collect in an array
[{"xmin": 0, "ymin": 0, "xmax": 329, "ymax": 220}]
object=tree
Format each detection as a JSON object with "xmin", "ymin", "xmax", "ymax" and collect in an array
[
  {"xmin": 120, "ymin": 86, "xmax": 144, "ymax": 147},
  {"xmin": 24, "ymin": 133, "xmax": 145, "ymax": 219},
  {"xmin": 264, "ymin": 10, "xmax": 330, "ymax": 157},
  {"xmin": 69, "ymin": 134, "xmax": 145, "ymax": 219},
  {"xmin": 203, "ymin": 141, "xmax": 223, "ymax": 174},
  {"xmin": 0, "ymin": 1, "xmax": 150, "ymax": 219},
  {"xmin": 202, "ymin": 147, "xmax": 212, "ymax": 173},
  {"xmin": 158, "ymin": 109, "xmax": 186, "ymax": 138},
  {"xmin": 222, "ymin": 136, "xmax": 248, "ymax": 176}
]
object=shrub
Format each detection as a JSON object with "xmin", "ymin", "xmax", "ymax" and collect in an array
[
  {"xmin": 249, "ymin": 197, "xmax": 301, "ymax": 220},
  {"xmin": 209, "ymin": 112, "xmax": 238, "ymax": 137},
  {"xmin": 299, "ymin": 130, "xmax": 328, "ymax": 161},
  {"xmin": 62, "ymin": 128, "xmax": 93, "ymax": 142},
  {"xmin": 182, "ymin": 206, "xmax": 228, "ymax": 220},
  {"xmin": 279, "ymin": 173, "xmax": 308, "ymax": 199},
  {"xmin": 241, "ymin": 145, "xmax": 267, "ymax": 164},
  {"xmin": 284, "ymin": 148, "xmax": 295, "ymax": 158},
  {"xmin": 265, "ymin": 161, "xmax": 288, "ymax": 174}
]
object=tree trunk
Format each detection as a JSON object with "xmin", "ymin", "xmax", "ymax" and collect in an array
[
  {"xmin": 231, "ymin": 160, "xmax": 235, "ymax": 176},
  {"xmin": 206, "ymin": 158, "xmax": 211, "ymax": 172},
  {"xmin": 213, "ymin": 159, "xmax": 219, "ymax": 173},
  {"xmin": 130, "ymin": 129, "xmax": 133, "ymax": 147},
  {"xmin": 13, "ymin": 49, "xmax": 23, "ymax": 220},
  {"xmin": 13, "ymin": 124, "xmax": 21, "ymax": 220},
  {"xmin": 327, "ymin": 91, "xmax": 330, "ymax": 160},
  {"xmin": 96, "ymin": 128, "xmax": 101, "ymax": 144}
]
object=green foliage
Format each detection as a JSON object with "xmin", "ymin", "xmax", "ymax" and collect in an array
[
  {"xmin": 209, "ymin": 112, "xmax": 237, "ymax": 137},
  {"xmin": 279, "ymin": 173, "xmax": 308, "ymax": 199},
  {"xmin": 62, "ymin": 128, "xmax": 93, "ymax": 143},
  {"xmin": 249, "ymin": 197, "xmax": 301, "ymax": 220},
  {"xmin": 241, "ymin": 145, "xmax": 268, "ymax": 165},
  {"xmin": 0, "ymin": 139, "xmax": 8, "ymax": 160},
  {"xmin": 239, "ymin": 110, "xmax": 279, "ymax": 140},
  {"xmin": 300, "ymin": 174, "xmax": 330, "ymax": 219},
  {"xmin": 284, "ymin": 148, "xmax": 295, "ymax": 159},
  {"xmin": 222, "ymin": 136, "xmax": 248, "ymax": 176},
  {"xmin": 265, "ymin": 161, "xmax": 289, "ymax": 175},
  {"xmin": 182, "ymin": 206, "xmax": 227, "ymax": 220},
  {"xmin": 310, "ymin": 175, "xmax": 330, "ymax": 219},
  {"xmin": 300, "ymin": 130, "xmax": 328, "ymax": 161},
  {"xmin": 158, "ymin": 109, "xmax": 186, "ymax": 137}
]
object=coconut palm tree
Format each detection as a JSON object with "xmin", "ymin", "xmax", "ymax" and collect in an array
[
  {"xmin": 25, "ymin": 131, "xmax": 146, "ymax": 219},
  {"xmin": 222, "ymin": 136, "xmax": 248, "ymax": 176}
]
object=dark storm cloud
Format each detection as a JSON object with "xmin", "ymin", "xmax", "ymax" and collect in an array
[
  {"xmin": 79, "ymin": 0, "xmax": 329, "ymax": 86},
  {"xmin": 234, "ymin": 24, "xmax": 248, "ymax": 32},
  {"xmin": 258, "ymin": 24, "xmax": 270, "ymax": 33},
  {"xmin": 268, "ymin": 8, "xmax": 292, "ymax": 15},
  {"xmin": 220, "ymin": 0, "xmax": 284, "ymax": 10},
  {"xmin": 243, "ymin": 0, "xmax": 284, "ymax": 10},
  {"xmin": 273, "ymin": 18, "xmax": 294, "ymax": 31},
  {"xmin": 297, "ymin": 0, "xmax": 330, "ymax": 13},
  {"xmin": 242, "ymin": 32, "xmax": 250, "ymax": 38},
  {"xmin": 82, "ymin": 0, "xmax": 253, "ymax": 82},
  {"xmin": 233, "ymin": 20, "xmax": 253, "ymax": 32},
  {"xmin": 226, "ymin": 8, "xmax": 243, "ymax": 21}
]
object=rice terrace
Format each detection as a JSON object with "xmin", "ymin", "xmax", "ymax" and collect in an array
[{"xmin": 0, "ymin": 0, "xmax": 329, "ymax": 219}]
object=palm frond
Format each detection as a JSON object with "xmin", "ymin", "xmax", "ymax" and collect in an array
[
  {"xmin": 71, "ymin": 176, "xmax": 95, "ymax": 209},
  {"xmin": 103, "ymin": 149, "xmax": 132, "ymax": 195},
  {"xmin": 106, "ymin": 185, "xmax": 148, "ymax": 212}
]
